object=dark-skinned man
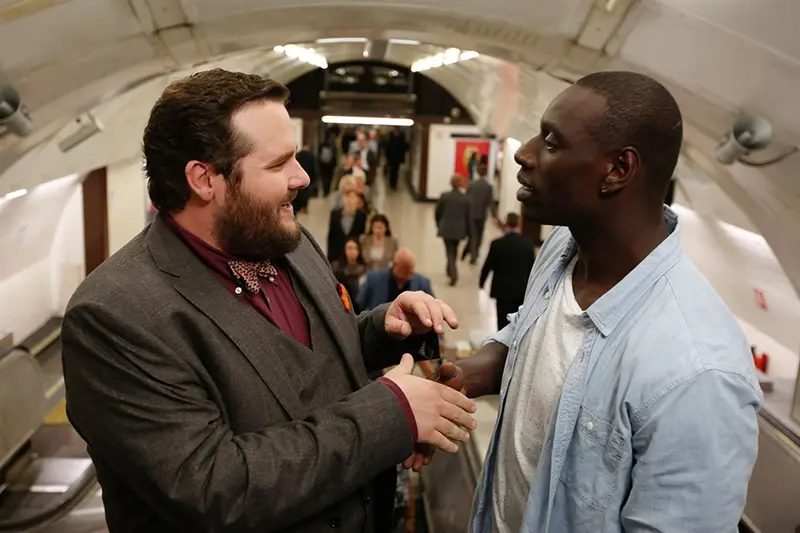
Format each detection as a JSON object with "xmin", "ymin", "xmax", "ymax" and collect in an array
[{"xmin": 431, "ymin": 71, "xmax": 761, "ymax": 533}]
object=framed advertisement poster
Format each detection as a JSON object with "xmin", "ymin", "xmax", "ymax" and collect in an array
[{"xmin": 454, "ymin": 139, "xmax": 491, "ymax": 188}]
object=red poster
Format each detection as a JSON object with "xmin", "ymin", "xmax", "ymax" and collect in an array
[
  {"xmin": 454, "ymin": 139, "xmax": 491, "ymax": 187},
  {"xmin": 753, "ymin": 288, "xmax": 768, "ymax": 311}
]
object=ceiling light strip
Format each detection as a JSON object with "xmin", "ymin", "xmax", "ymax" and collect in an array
[
  {"xmin": 321, "ymin": 115, "xmax": 414, "ymax": 127},
  {"xmin": 2, "ymin": 188, "xmax": 27, "ymax": 201},
  {"xmin": 273, "ymin": 45, "xmax": 328, "ymax": 69},
  {"xmin": 411, "ymin": 48, "xmax": 479, "ymax": 72},
  {"xmin": 389, "ymin": 39, "xmax": 421, "ymax": 46},
  {"xmin": 315, "ymin": 37, "xmax": 368, "ymax": 44}
]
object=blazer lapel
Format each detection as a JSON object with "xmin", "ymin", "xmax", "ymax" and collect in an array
[
  {"xmin": 146, "ymin": 217, "xmax": 306, "ymax": 420},
  {"xmin": 285, "ymin": 236, "xmax": 369, "ymax": 387}
]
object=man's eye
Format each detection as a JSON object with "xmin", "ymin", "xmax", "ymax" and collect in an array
[{"xmin": 544, "ymin": 132, "xmax": 557, "ymax": 150}]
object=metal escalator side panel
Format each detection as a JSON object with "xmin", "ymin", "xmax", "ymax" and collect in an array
[
  {"xmin": 0, "ymin": 349, "xmax": 47, "ymax": 468},
  {"xmin": 742, "ymin": 414, "xmax": 800, "ymax": 533}
]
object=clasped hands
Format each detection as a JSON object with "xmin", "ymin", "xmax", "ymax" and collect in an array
[{"xmin": 382, "ymin": 291, "xmax": 475, "ymax": 472}]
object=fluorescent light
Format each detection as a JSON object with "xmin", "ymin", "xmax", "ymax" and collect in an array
[
  {"xmin": 2, "ymin": 189, "xmax": 28, "ymax": 201},
  {"xmin": 411, "ymin": 49, "xmax": 479, "ymax": 72},
  {"xmin": 389, "ymin": 39, "xmax": 421, "ymax": 46},
  {"xmin": 316, "ymin": 37, "xmax": 367, "ymax": 44},
  {"xmin": 322, "ymin": 115, "xmax": 414, "ymax": 127},
  {"xmin": 273, "ymin": 44, "xmax": 328, "ymax": 68}
]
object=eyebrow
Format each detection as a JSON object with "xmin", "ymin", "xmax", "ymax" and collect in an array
[
  {"xmin": 266, "ymin": 149, "xmax": 296, "ymax": 167},
  {"xmin": 540, "ymin": 119, "xmax": 562, "ymax": 139}
]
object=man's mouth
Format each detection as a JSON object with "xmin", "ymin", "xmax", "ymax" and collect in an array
[
  {"xmin": 517, "ymin": 174, "xmax": 534, "ymax": 194},
  {"xmin": 280, "ymin": 194, "xmax": 297, "ymax": 210}
]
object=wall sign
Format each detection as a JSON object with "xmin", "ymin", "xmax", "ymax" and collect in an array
[{"xmin": 754, "ymin": 288, "xmax": 768, "ymax": 311}]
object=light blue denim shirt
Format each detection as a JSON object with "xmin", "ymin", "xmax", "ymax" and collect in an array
[{"xmin": 470, "ymin": 208, "xmax": 762, "ymax": 533}]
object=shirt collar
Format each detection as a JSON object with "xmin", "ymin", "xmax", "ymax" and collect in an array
[{"xmin": 558, "ymin": 207, "xmax": 683, "ymax": 337}]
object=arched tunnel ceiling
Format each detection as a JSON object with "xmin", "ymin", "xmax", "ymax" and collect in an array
[{"xmin": 1, "ymin": 0, "xmax": 800, "ymax": 294}]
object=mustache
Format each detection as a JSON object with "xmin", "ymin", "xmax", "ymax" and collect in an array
[{"xmin": 281, "ymin": 192, "xmax": 297, "ymax": 204}]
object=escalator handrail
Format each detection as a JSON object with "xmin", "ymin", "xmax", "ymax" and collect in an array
[{"xmin": 0, "ymin": 463, "xmax": 99, "ymax": 532}]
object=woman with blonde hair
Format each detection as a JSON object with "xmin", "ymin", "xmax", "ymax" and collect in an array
[{"xmin": 332, "ymin": 175, "xmax": 357, "ymax": 210}]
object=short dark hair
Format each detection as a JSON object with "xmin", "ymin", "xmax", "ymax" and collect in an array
[
  {"xmin": 575, "ymin": 71, "xmax": 683, "ymax": 192},
  {"xmin": 143, "ymin": 69, "xmax": 289, "ymax": 213},
  {"xmin": 505, "ymin": 213, "xmax": 520, "ymax": 228}
]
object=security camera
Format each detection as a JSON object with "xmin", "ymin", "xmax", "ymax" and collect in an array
[
  {"xmin": 0, "ymin": 83, "xmax": 33, "ymax": 137},
  {"xmin": 715, "ymin": 115, "xmax": 772, "ymax": 165}
]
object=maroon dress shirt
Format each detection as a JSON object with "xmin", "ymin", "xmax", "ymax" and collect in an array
[
  {"xmin": 162, "ymin": 216, "xmax": 418, "ymax": 441},
  {"xmin": 163, "ymin": 215, "xmax": 310, "ymax": 348}
]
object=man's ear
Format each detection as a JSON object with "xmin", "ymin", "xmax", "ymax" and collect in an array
[
  {"xmin": 184, "ymin": 161, "xmax": 216, "ymax": 203},
  {"xmin": 601, "ymin": 147, "xmax": 639, "ymax": 195}
]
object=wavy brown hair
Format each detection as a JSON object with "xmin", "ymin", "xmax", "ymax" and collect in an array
[{"xmin": 143, "ymin": 68, "xmax": 289, "ymax": 213}]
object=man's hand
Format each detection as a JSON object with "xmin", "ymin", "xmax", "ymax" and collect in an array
[
  {"xmin": 384, "ymin": 355, "xmax": 476, "ymax": 454},
  {"xmin": 385, "ymin": 291, "xmax": 458, "ymax": 339},
  {"xmin": 402, "ymin": 361, "xmax": 467, "ymax": 471}
]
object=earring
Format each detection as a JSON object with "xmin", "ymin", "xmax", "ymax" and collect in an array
[{"xmin": 601, "ymin": 186, "xmax": 608, "ymax": 194}]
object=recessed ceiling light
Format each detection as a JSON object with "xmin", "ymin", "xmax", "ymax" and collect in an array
[
  {"xmin": 316, "ymin": 37, "xmax": 368, "ymax": 44},
  {"xmin": 322, "ymin": 115, "xmax": 414, "ymax": 127},
  {"xmin": 389, "ymin": 39, "xmax": 421, "ymax": 46},
  {"xmin": 2, "ymin": 189, "xmax": 28, "ymax": 201}
]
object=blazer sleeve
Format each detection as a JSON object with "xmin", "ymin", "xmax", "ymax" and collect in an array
[
  {"xmin": 61, "ymin": 301, "xmax": 415, "ymax": 533},
  {"xmin": 356, "ymin": 302, "xmax": 429, "ymax": 372}
]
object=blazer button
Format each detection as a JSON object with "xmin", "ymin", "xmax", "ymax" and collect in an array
[{"xmin": 328, "ymin": 518, "xmax": 341, "ymax": 528}]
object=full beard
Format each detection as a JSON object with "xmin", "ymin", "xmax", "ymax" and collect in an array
[{"xmin": 213, "ymin": 186, "xmax": 302, "ymax": 261}]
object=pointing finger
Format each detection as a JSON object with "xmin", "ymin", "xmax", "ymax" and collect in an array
[
  {"xmin": 409, "ymin": 299, "xmax": 433, "ymax": 329},
  {"xmin": 438, "ymin": 300, "xmax": 459, "ymax": 330}
]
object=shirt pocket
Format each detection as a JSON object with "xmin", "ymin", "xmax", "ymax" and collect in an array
[{"xmin": 559, "ymin": 405, "xmax": 625, "ymax": 511}]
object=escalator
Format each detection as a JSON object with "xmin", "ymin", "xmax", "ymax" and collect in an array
[{"xmin": 0, "ymin": 318, "xmax": 103, "ymax": 533}]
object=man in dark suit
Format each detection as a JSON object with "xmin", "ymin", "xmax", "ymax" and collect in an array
[
  {"xmin": 353, "ymin": 132, "xmax": 378, "ymax": 186},
  {"xmin": 385, "ymin": 128, "xmax": 407, "ymax": 191},
  {"xmin": 60, "ymin": 69, "xmax": 476, "ymax": 533},
  {"xmin": 479, "ymin": 213, "xmax": 536, "ymax": 330},
  {"xmin": 462, "ymin": 155, "xmax": 496, "ymax": 264},
  {"xmin": 435, "ymin": 175, "xmax": 472, "ymax": 286}
]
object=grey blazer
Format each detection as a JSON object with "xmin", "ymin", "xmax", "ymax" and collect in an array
[
  {"xmin": 61, "ymin": 216, "xmax": 422, "ymax": 533},
  {"xmin": 435, "ymin": 189, "xmax": 473, "ymax": 241},
  {"xmin": 466, "ymin": 179, "xmax": 494, "ymax": 221}
]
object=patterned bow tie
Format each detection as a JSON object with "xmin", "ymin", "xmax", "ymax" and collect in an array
[{"xmin": 228, "ymin": 259, "xmax": 278, "ymax": 293}]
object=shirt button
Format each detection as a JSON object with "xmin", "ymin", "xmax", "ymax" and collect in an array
[
  {"xmin": 328, "ymin": 518, "xmax": 341, "ymax": 528},
  {"xmin": 544, "ymin": 291, "xmax": 551, "ymax": 300},
  {"xmin": 235, "ymin": 287, "xmax": 243, "ymax": 295},
  {"xmin": 586, "ymin": 421, "xmax": 594, "ymax": 432}
]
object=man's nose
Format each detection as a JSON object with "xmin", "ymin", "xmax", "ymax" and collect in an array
[
  {"xmin": 514, "ymin": 142, "xmax": 537, "ymax": 169},
  {"xmin": 291, "ymin": 160, "xmax": 311, "ymax": 189}
]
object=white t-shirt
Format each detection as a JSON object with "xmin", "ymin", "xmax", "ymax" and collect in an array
[{"xmin": 492, "ymin": 256, "xmax": 587, "ymax": 533}]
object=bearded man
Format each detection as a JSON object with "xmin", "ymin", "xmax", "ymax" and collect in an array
[{"xmin": 61, "ymin": 69, "xmax": 476, "ymax": 533}]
